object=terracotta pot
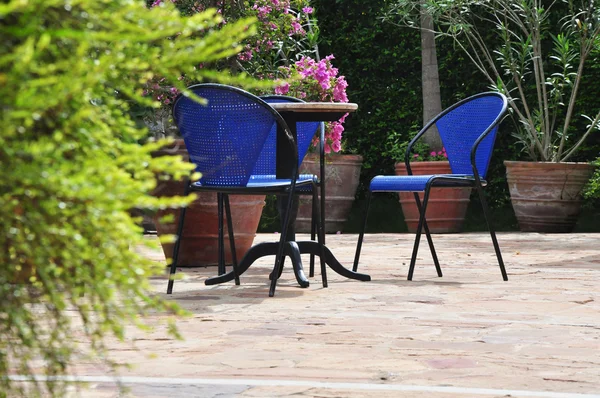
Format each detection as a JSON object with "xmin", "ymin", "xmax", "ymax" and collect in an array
[
  {"xmin": 153, "ymin": 192, "xmax": 265, "ymax": 266},
  {"xmin": 505, "ymin": 161, "xmax": 595, "ymax": 233},
  {"xmin": 152, "ymin": 139, "xmax": 265, "ymax": 266},
  {"xmin": 395, "ymin": 161, "xmax": 471, "ymax": 233},
  {"xmin": 295, "ymin": 153, "xmax": 363, "ymax": 233}
]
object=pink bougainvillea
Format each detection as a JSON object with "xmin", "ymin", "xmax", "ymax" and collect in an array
[
  {"xmin": 411, "ymin": 147, "xmax": 448, "ymax": 161},
  {"xmin": 276, "ymin": 55, "xmax": 349, "ymax": 153},
  {"xmin": 145, "ymin": 0, "xmax": 314, "ymax": 110}
]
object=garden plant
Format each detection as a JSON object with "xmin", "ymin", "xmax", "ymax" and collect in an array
[
  {"xmin": 0, "ymin": 0, "xmax": 261, "ymax": 396},
  {"xmin": 275, "ymin": 55, "xmax": 350, "ymax": 153},
  {"xmin": 385, "ymin": 0, "xmax": 600, "ymax": 163},
  {"xmin": 143, "ymin": 0, "xmax": 321, "ymax": 138}
]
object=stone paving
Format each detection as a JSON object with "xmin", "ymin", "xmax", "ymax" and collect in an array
[{"xmin": 82, "ymin": 232, "xmax": 600, "ymax": 397}]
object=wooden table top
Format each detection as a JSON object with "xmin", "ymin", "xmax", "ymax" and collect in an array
[{"xmin": 270, "ymin": 102, "xmax": 358, "ymax": 113}]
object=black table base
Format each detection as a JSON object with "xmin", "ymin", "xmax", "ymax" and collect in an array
[{"xmin": 204, "ymin": 240, "xmax": 371, "ymax": 287}]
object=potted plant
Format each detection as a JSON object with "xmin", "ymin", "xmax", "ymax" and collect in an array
[
  {"xmin": 274, "ymin": 55, "xmax": 363, "ymax": 233},
  {"xmin": 386, "ymin": 132, "xmax": 471, "ymax": 233},
  {"xmin": 385, "ymin": 0, "xmax": 599, "ymax": 232},
  {"xmin": 144, "ymin": 0, "xmax": 320, "ymax": 265}
]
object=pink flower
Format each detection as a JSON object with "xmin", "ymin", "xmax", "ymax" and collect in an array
[
  {"xmin": 413, "ymin": 154, "xmax": 420, "ymax": 159},
  {"xmin": 302, "ymin": 6, "xmax": 314, "ymax": 14},
  {"xmin": 237, "ymin": 50, "xmax": 253, "ymax": 61},
  {"xmin": 275, "ymin": 55, "xmax": 348, "ymax": 153},
  {"xmin": 430, "ymin": 151, "xmax": 437, "ymax": 157},
  {"xmin": 330, "ymin": 122, "xmax": 344, "ymax": 140},
  {"xmin": 274, "ymin": 81, "xmax": 290, "ymax": 95},
  {"xmin": 290, "ymin": 20, "xmax": 304, "ymax": 35},
  {"xmin": 256, "ymin": 6, "xmax": 271, "ymax": 19},
  {"xmin": 333, "ymin": 77, "xmax": 348, "ymax": 102}
]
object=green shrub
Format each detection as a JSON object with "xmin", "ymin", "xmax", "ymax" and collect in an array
[
  {"xmin": 585, "ymin": 158, "xmax": 600, "ymax": 199},
  {"xmin": 312, "ymin": 0, "xmax": 600, "ymax": 213},
  {"xmin": 0, "ymin": 0, "xmax": 258, "ymax": 396}
]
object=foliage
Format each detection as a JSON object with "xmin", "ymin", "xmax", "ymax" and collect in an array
[
  {"xmin": 142, "ymin": 0, "xmax": 319, "ymax": 138},
  {"xmin": 0, "ymin": 0, "xmax": 257, "ymax": 396},
  {"xmin": 275, "ymin": 55, "xmax": 349, "ymax": 152},
  {"xmin": 308, "ymin": 0, "xmax": 518, "ymax": 211},
  {"xmin": 410, "ymin": 145, "xmax": 448, "ymax": 161},
  {"xmin": 384, "ymin": 0, "xmax": 600, "ymax": 162},
  {"xmin": 311, "ymin": 0, "xmax": 422, "ymax": 185},
  {"xmin": 584, "ymin": 158, "xmax": 600, "ymax": 198},
  {"xmin": 385, "ymin": 127, "xmax": 448, "ymax": 162}
]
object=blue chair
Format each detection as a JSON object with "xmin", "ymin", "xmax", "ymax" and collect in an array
[
  {"xmin": 353, "ymin": 92, "xmax": 509, "ymax": 281},
  {"xmin": 211, "ymin": 95, "xmax": 328, "ymax": 282},
  {"xmin": 168, "ymin": 84, "xmax": 324, "ymax": 297}
]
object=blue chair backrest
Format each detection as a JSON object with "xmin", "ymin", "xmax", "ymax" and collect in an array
[
  {"xmin": 435, "ymin": 93, "xmax": 507, "ymax": 178},
  {"xmin": 173, "ymin": 84, "xmax": 278, "ymax": 187},
  {"xmin": 252, "ymin": 96, "xmax": 320, "ymax": 175}
]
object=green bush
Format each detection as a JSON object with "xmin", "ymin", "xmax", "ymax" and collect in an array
[
  {"xmin": 0, "ymin": 0, "xmax": 257, "ymax": 396},
  {"xmin": 312, "ymin": 0, "xmax": 421, "ymax": 194},
  {"xmin": 311, "ymin": 0, "xmax": 497, "ymax": 193},
  {"xmin": 312, "ymin": 0, "xmax": 600, "ymax": 214}
]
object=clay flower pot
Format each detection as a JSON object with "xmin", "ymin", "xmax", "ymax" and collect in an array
[
  {"xmin": 295, "ymin": 153, "xmax": 363, "ymax": 233},
  {"xmin": 505, "ymin": 161, "xmax": 595, "ymax": 232},
  {"xmin": 152, "ymin": 139, "xmax": 265, "ymax": 266},
  {"xmin": 395, "ymin": 161, "xmax": 471, "ymax": 233}
]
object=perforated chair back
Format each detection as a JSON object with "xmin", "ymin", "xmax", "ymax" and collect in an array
[
  {"xmin": 173, "ymin": 84, "xmax": 279, "ymax": 187},
  {"xmin": 435, "ymin": 93, "xmax": 506, "ymax": 178},
  {"xmin": 252, "ymin": 96, "xmax": 320, "ymax": 175}
]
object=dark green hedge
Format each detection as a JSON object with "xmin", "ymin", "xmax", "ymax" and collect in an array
[
  {"xmin": 259, "ymin": 0, "xmax": 600, "ymax": 232},
  {"xmin": 313, "ymin": 0, "xmax": 422, "ymax": 195},
  {"xmin": 313, "ymin": 0, "xmax": 600, "ymax": 211}
]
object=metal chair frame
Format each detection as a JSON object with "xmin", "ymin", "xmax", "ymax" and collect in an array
[
  {"xmin": 353, "ymin": 92, "xmax": 509, "ymax": 281},
  {"xmin": 167, "ymin": 84, "xmax": 325, "ymax": 297}
]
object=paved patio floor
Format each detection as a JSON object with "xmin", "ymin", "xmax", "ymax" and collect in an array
[{"xmin": 78, "ymin": 233, "xmax": 599, "ymax": 397}]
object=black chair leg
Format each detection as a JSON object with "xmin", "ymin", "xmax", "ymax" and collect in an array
[
  {"xmin": 320, "ymin": 180, "xmax": 326, "ymax": 247},
  {"xmin": 353, "ymin": 190, "xmax": 372, "ymax": 272},
  {"xmin": 413, "ymin": 192, "xmax": 442, "ymax": 277},
  {"xmin": 223, "ymin": 194, "xmax": 240, "ymax": 285},
  {"xmin": 312, "ymin": 186, "xmax": 327, "ymax": 287},
  {"xmin": 217, "ymin": 193, "xmax": 226, "ymax": 276},
  {"xmin": 167, "ymin": 183, "xmax": 190, "ymax": 294},
  {"xmin": 408, "ymin": 189, "xmax": 431, "ymax": 281},
  {"xmin": 309, "ymin": 193, "xmax": 316, "ymax": 278},
  {"xmin": 269, "ymin": 188, "xmax": 295, "ymax": 297},
  {"xmin": 476, "ymin": 184, "xmax": 508, "ymax": 281}
]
